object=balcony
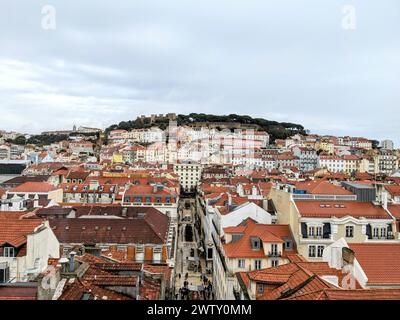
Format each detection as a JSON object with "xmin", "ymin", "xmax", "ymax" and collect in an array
[
  {"xmin": 370, "ymin": 235, "xmax": 395, "ymax": 241},
  {"xmin": 300, "ymin": 234, "xmax": 333, "ymax": 242},
  {"xmin": 308, "ymin": 235, "xmax": 324, "ymax": 240},
  {"xmin": 267, "ymin": 251, "xmax": 281, "ymax": 257}
]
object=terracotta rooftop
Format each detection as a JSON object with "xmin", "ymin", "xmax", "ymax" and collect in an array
[
  {"xmin": 240, "ymin": 260, "xmax": 365, "ymax": 300},
  {"xmin": 223, "ymin": 219, "xmax": 296, "ymax": 258},
  {"xmin": 294, "ymin": 200, "xmax": 391, "ymax": 219},
  {"xmin": 8, "ymin": 182, "xmax": 58, "ymax": 193},
  {"xmin": 50, "ymin": 214, "xmax": 169, "ymax": 245},
  {"xmin": 59, "ymin": 254, "xmax": 164, "ymax": 300},
  {"xmin": 0, "ymin": 219, "xmax": 43, "ymax": 248},
  {"xmin": 294, "ymin": 180, "xmax": 353, "ymax": 195},
  {"xmin": 0, "ymin": 285, "xmax": 38, "ymax": 300},
  {"xmin": 388, "ymin": 204, "xmax": 400, "ymax": 219},
  {"xmin": 1, "ymin": 175, "xmax": 50, "ymax": 186},
  {"xmin": 349, "ymin": 243, "xmax": 400, "ymax": 285},
  {"xmin": 385, "ymin": 185, "xmax": 400, "ymax": 197}
]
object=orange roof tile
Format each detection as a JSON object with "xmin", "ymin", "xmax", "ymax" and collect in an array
[
  {"xmin": 385, "ymin": 185, "xmax": 400, "ymax": 197},
  {"xmin": 388, "ymin": 204, "xmax": 400, "ymax": 219},
  {"xmin": 349, "ymin": 243, "xmax": 400, "ymax": 285},
  {"xmin": 8, "ymin": 182, "xmax": 58, "ymax": 193},
  {"xmin": 223, "ymin": 219, "xmax": 295, "ymax": 258},
  {"xmin": 0, "ymin": 219, "xmax": 43, "ymax": 248},
  {"xmin": 295, "ymin": 200, "xmax": 391, "ymax": 219},
  {"xmin": 294, "ymin": 180, "xmax": 353, "ymax": 195}
]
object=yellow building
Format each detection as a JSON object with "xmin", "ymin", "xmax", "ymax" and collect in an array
[{"xmin": 112, "ymin": 153, "xmax": 123, "ymax": 163}]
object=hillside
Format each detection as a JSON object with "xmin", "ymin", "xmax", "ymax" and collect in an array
[{"xmin": 105, "ymin": 113, "xmax": 308, "ymax": 142}]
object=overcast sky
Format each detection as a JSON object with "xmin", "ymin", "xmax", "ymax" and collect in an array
[{"xmin": 0, "ymin": 1, "xmax": 399, "ymax": 145}]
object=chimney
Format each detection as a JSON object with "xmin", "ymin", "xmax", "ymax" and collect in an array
[
  {"xmin": 382, "ymin": 191, "xmax": 388, "ymax": 211},
  {"xmin": 341, "ymin": 247, "xmax": 355, "ymax": 266},
  {"xmin": 69, "ymin": 251, "xmax": 76, "ymax": 272},
  {"xmin": 59, "ymin": 257, "xmax": 69, "ymax": 273},
  {"xmin": 227, "ymin": 193, "xmax": 232, "ymax": 206}
]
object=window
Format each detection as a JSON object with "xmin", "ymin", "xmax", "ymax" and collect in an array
[
  {"xmin": 0, "ymin": 264, "xmax": 10, "ymax": 283},
  {"xmin": 145, "ymin": 196, "xmax": 151, "ymax": 204},
  {"xmin": 166, "ymin": 197, "xmax": 171, "ymax": 204},
  {"xmin": 317, "ymin": 245, "xmax": 325, "ymax": 257},
  {"xmin": 134, "ymin": 197, "xmax": 142, "ymax": 204},
  {"xmin": 271, "ymin": 259, "xmax": 279, "ymax": 267},
  {"xmin": 257, "ymin": 283, "xmax": 264, "ymax": 294},
  {"xmin": 156, "ymin": 197, "xmax": 161, "ymax": 204},
  {"xmin": 308, "ymin": 226, "xmax": 322, "ymax": 238},
  {"xmin": 373, "ymin": 227, "xmax": 379, "ymax": 238},
  {"xmin": 3, "ymin": 247, "xmax": 15, "ymax": 258},
  {"xmin": 251, "ymin": 237, "xmax": 261, "ymax": 250},
  {"xmin": 136, "ymin": 245, "xmax": 144, "ymax": 262},
  {"xmin": 345, "ymin": 225, "xmax": 354, "ymax": 238},
  {"xmin": 254, "ymin": 260, "xmax": 262, "ymax": 270},
  {"xmin": 380, "ymin": 228, "xmax": 387, "ymax": 238},
  {"xmin": 238, "ymin": 259, "xmax": 245, "ymax": 268},
  {"xmin": 153, "ymin": 246, "xmax": 162, "ymax": 263},
  {"xmin": 270, "ymin": 244, "xmax": 278, "ymax": 256},
  {"xmin": 308, "ymin": 245, "xmax": 316, "ymax": 258}
]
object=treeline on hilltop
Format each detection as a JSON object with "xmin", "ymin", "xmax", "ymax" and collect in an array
[
  {"xmin": 105, "ymin": 113, "xmax": 308, "ymax": 142},
  {"xmin": 4, "ymin": 131, "xmax": 100, "ymax": 147}
]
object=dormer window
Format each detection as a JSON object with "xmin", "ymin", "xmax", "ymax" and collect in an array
[
  {"xmin": 251, "ymin": 237, "xmax": 261, "ymax": 250},
  {"xmin": 3, "ymin": 247, "xmax": 15, "ymax": 257}
]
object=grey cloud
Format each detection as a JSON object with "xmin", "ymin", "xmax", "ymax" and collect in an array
[{"xmin": 0, "ymin": 0, "xmax": 399, "ymax": 146}]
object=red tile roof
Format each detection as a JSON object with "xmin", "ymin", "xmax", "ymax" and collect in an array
[
  {"xmin": 223, "ymin": 219, "xmax": 296, "ymax": 258},
  {"xmin": 294, "ymin": 180, "xmax": 353, "ymax": 195},
  {"xmin": 240, "ymin": 260, "xmax": 365, "ymax": 300},
  {"xmin": 0, "ymin": 285, "xmax": 37, "ymax": 300},
  {"xmin": 0, "ymin": 219, "xmax": 43, "ymax": 247},
  {"xmin": 8, "ymin": 182, "xmax": 58, "ymax": 193},
  {"xmin": 388, "ymin": 204, "xmax": 400, "ymax": 219},
  {"xmin": 59, "ymin": 254, "xmax": 164, "ymax": 300},
  {"xmin": 245, "ymin": 262, "xmax": 339, "ymax": 300},
  {"xmin": 318, "ymin": 288, "xmax": 400, "ymax": 300},
  {"xmin": 50, "ymin": 214, "xmax": 169, "ymax": 245},
  {"xmin": 349, "ymin": 243, "xmax": 400, "ymax": 285},
  {"xmin": 385, "ymin": 185, "xmax": 400, "ymax": 197},
  {"xmin": 295, "ymin": 200, "xmax": 391, "ymax": 219}
]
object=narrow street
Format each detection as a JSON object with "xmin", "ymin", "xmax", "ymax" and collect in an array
[{"xmin": 173, "ymin": 198, "xmax": 212, "ymax": 300}]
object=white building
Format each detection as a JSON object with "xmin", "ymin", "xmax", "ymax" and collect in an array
[
  {"xmin": 318, "ymin": 156, "xmax": 345, "ymax": 173},
  {"xmin": 0, "ymin": 219, "xmax": 60, "ymax": 283},
  {"xmin": 173, "ymin": 163, "xmax": 203, "ymax": 192},
  {"xmin": 381, "ymin": 140, "xmax": 394, "ymax": 150}
]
